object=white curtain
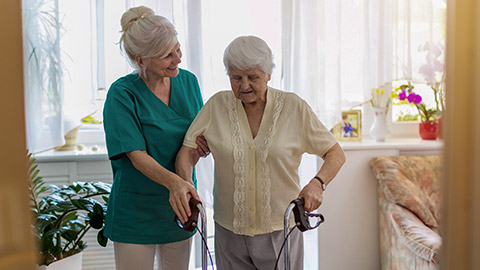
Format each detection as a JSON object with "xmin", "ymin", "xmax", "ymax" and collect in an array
[
  {"xmin": 22, "ymin": 0, "xmax": 72, "ymax": 153},
  {"xmin": 392, "ymin": 0, "xmax": 446, "ymax": 98},
  {"xmin": 364, "ymin": 0, "xmax": 445, "ymax": 132},
  {"xmin": 363, "ymin": 0, "xmax": 395, "ymax": 133},
  {"xmin": 281, "ymin": 0, "xmax": 343, "ymax": 129},
  {"xmin": 392, "ymin": 0, "xmax": 446, "ymax": 83},
  {"xmin": 23, "ymin": 0, "xmax": 103, "ymax": 153}
]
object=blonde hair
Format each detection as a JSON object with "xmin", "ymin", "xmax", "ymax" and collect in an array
[
  {"xmin": 223, "ymin": 36, "xmax": 275, "ymax": 75},
  {"xmin": 119, "ymin": 6, "xmax": 178, "ymax": 74}
]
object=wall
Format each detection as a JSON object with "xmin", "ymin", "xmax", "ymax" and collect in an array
[
  {"xmin": 318, "ymin": 141, "xmax": 442, "ymax": 270},
  {"xmin": 0, "ymin": 0, "xmax": 36, "ymax": 270}
]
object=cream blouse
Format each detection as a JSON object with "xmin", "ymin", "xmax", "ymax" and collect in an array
[{"xmin": 183, "ymin": 87, "xmax": 338, "ymax": 236}]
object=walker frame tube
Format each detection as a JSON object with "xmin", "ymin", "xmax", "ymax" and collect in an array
[
  {"xmin": 283, "ymin": 202, "xmax": 296, "ymax": 270},
  {"xmin": 196, "ymin": 202, "xmax": 208, "ymax": 270}
]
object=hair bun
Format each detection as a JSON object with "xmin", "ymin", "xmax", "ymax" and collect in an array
[{"xmin": 121, "ymin": 6, "xmax": 154, "ymax": 32}]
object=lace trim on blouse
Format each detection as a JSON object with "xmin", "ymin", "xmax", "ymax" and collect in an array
[
  {"xmin": 258, "ymin": 90, "xmax": 285, "ymax": 231},
  {"xmin": 229, "ymin": 95, "xmax": 247, "ymax": 234},
  {"xmin": 229, "ymin": 89, "xmax": 286, "ymax": 234}
]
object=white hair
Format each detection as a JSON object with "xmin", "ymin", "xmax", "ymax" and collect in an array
[
  {"xmin": 223, "ymin": 36, "xmax": 275, "ymax": 75},
  {"xmin": 119, "ymin": 6, "xmax": 178, "ymax": 75}
]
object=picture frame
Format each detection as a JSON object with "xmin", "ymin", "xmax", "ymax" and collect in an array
[{"xmin": 333, "ymin": 110, "xmax": 362, "ymax": 141}]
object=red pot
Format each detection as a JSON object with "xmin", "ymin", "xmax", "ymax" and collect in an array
[
  {"xmin": 435, "ymin": 118, "xmax": 442, "ymax": 139},
  {"xmin": 419, "ymin": 122, "xmax": 438, "ymax": 140}
]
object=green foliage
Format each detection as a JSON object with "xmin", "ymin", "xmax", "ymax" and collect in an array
[
  {"xmin": 28, "ymin": 153, "xmax": 111, "ymax": 266},
  {"xmin": 395, "ymin": 112, "xmax": 420, "ymax": 122}
]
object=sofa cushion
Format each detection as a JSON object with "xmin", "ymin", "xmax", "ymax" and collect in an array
[
  {"xmin": 389, "ymin": 203, "xmax": 442, "ymax": 263},
  {"xmin": 371, "ymin": 156, "xmax": 442, "ymax": 232}
]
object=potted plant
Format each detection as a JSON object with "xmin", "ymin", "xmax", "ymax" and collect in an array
[
  {"xmin": 393, "ymin": 82, "xmax": 443, "ymax": 140},
  {"xmin": 28, "ymin": 154, "xmax": 111, "ymax": 268}
]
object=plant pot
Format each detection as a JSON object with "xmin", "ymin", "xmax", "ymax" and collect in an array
[
  {"xmin": 419, "ymin": 122, "xmax": 438, "ymax": 140},
  {"xmin": 37, "ymin": 252, "xmax": 82, "ymax": 270},
  {"xmin": 435, "ymin": 118, "xmax": 443, "ymax": 139}
]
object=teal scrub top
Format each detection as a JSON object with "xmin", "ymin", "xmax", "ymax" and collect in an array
[{"xmin": 103, "ymin": 69, "xmax": 203, "ymax": 244}]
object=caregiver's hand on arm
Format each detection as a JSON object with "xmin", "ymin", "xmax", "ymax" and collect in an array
[
  {"xmin": 196, "ymin": 135, "xmax": 210, "ymax": 158},
  {"xmin": 298, "ymin": 143, "xmax": 346, "ymax": 212},
  {"xmin": 126, "ymin": 150, "xmax": 199, "ymax": 223}
]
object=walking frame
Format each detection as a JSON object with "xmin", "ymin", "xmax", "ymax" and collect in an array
[
  {"xmin": 283, "ymin": 198, "xmax": 325, "ymax": 270},
  {"xmin": 174, "ymin": 198, "xmax": 209, "ymax": 270}
]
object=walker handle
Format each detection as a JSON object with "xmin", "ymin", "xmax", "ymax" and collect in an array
[
  {"xmin": 174, "ymin": 198, "xmax": 201, "ymax": 232},
  {"xmin": 291, "ymin": 198, "xmax": 325, "ymax": 232}
]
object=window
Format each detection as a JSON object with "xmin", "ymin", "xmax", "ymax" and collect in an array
[{"xmin": 391, "ymin": 0, "xmax": 446, "ymax": 122}]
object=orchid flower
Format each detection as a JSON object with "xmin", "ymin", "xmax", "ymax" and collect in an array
[{"xmin": 394, "ymin": 82, "xmax": 441, "ymax": 123}]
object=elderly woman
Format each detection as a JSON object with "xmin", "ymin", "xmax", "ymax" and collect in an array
[
  {"xmin": 176, "ymin": 36, "xmax": 345, "ymax": 269},
  {"xmin": 103, "ymin": 6, "xmax": 209, "ymax": 270}
]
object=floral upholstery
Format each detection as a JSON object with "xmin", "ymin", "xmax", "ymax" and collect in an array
[{"xmin": 371, "ymin": 155, "xmax": 442, "ymax": 270}]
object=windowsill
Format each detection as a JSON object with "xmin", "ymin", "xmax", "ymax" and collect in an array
[
  {"xmin": 339, "ymin": 137, "xmax": 443, "ymax": 151},
  {"xmin": 77, "ymin": 123, "xmax": 106, "ymax": 145},
  {"xmin": 34, "ymin": 136, "xmax": 443, "ymax": 163},
  {"xmin": 35, "ymin": 119, "xmax": 442, "ymax": 161},
  {"xmin": 34, "ymin": 145, "xmax": 109, "ymax": 162}
]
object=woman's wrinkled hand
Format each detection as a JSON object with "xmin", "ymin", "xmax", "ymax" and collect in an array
[
  {"xmin": 297, "ymin": 180, "xmax": 324, "ymax": 212},
  {"xmin": 196, "ymin": 135, "xmax": 210, "ymax": 157},
  {"xmin": 168, "ymin": 177, "xmax": 200, "ymax": 224}
]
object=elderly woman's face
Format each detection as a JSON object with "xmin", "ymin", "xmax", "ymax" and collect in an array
[{"xmin": 229, "ymin": 67, "xmax": 271, "ymax": 105}]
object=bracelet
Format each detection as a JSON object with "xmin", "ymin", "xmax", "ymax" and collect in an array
[{"xmin": 313, "ymin": 176, "xmax": 326, "ymax": 191}]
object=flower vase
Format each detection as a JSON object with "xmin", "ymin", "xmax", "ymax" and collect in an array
[
  {"xmin": 419, "ymin": 122, "xmax": 438, "ymax": 140},
  {"xmin": 370, "ymin": 107, "xmax": 389, "ymax": 142}
]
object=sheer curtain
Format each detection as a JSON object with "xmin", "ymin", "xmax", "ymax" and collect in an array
[
  {"xmin": 23, "ymin": 0, "xmax": 107, "ymax": 153},
  {"xmin": 363, "ymin": 0, "xmax": 395, "ymax": 133},
  {"xmin": 282, "ymin": 0, "xmax": 343, "ymax": 129},
  {"xmin": 391, "ymin": 0, "xmax": 446, "ymax": 109},
  {"xmin": 23, "ymin": 0, "xmax": 67, "ymax": 153},
  {"xmin": 365, "ymin": 0, "xmax": 446, "ymax": 130}
]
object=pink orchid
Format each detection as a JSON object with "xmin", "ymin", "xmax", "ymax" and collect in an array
[
  {"xmin": 398, "ymin": 89, "xmax": 407, "ymax": 100},
  {"xmin": 413, "ymin": 94, "xmax": 422, "ymax": 104},
  {"xmin": 407, "ymin": 92, "xmax": 417, "ymax": 103}
]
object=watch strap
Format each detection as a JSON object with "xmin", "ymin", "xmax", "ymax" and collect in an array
[{"xmin": 313, "ymin": 176, "xmax": 326, "ymax": 191}]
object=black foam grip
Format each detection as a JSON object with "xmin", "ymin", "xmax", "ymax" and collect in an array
[{"xmin": 174, "ymin": 198, "xmax": 201, "ymax": 232}]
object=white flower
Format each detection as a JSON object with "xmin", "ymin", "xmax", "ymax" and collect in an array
[{"xmin": 418, "ymin": 41, "xmax": 444, "ymax": 84}]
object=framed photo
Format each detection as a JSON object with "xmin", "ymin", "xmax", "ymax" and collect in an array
[{"xmin": 333, "ymin": 110, "xmax": 362, "ymax": 141}]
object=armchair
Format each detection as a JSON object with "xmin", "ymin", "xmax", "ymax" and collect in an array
[{"xmin": 371, "ymin": 155, "xmax": 442, "ymax": 270}]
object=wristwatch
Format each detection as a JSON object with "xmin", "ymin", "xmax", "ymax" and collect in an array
[{"xmin": 313, "ymin": 176, "xmax": 326, "ymax": 191}]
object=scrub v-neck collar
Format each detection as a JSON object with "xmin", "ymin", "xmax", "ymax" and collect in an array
[{"xmin": 135, "ymin": 73, "xmax": 182, "ymax": 117}]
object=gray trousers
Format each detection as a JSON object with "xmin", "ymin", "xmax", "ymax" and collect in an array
[
  {"xmin": 113, "ymin": 238, "xmax": 191, "ymax": 270},
  {"xmin": 214, "ymin": 222, "xmax": 304, "ymax": 270}
]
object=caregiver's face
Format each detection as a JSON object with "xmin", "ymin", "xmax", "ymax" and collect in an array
[{"xmin": 229, "ymin": 67, "xmax": 271, "ymax": 105}]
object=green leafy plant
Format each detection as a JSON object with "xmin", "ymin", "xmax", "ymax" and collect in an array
[{"xmin": 28, "ymin": 154, "xmax": 111, "ymax": 266}]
